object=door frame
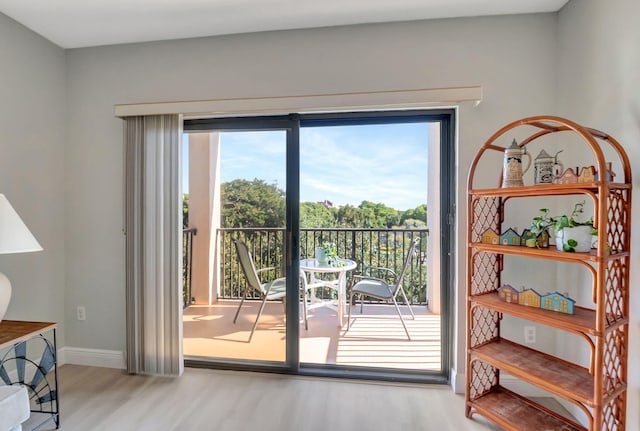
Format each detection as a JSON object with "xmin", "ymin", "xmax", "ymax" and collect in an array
[{"xmin": 183, "ymin": 108, "xmax": 456, "ymax": 384}]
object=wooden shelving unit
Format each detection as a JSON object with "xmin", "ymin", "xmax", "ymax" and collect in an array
[{"xmin": 465, "ymin": 116, "xmax": 631, "ymax": 430}]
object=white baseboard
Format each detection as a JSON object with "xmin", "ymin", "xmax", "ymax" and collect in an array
[
  {"xmin": 450, "ymin": 367, "xmax": 465, "ymax": 394},
  {"xmin": 59, "ymin": 347, "xmax": 125, "ymax": 370},
  {"xmin": 0, "ymin": 348, "xmax": 124, "ymax": 385}
]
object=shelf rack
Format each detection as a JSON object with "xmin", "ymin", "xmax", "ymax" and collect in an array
[{"xmin": 465, "ymin": 116, "xmax": 631, "ymax": 430}]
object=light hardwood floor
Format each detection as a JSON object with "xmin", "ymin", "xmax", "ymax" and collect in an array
[{"xmin": 30, "ymin": 364, "xmax": 503, "ymax": 431}]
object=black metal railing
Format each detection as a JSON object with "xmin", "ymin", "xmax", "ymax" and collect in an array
[
  {"xmin": 182, "ymin": 227, "xmax": 197, "ymax": 308},
  {"xmin": 217, "ymin": 228, "xmax": 428, "ymax": 304}
]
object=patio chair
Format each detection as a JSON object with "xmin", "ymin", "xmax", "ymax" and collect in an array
[
  {"xmin": 347, "ymin": 237, "xmax": 419, "ymax": 340},
  {"xmin": 233, "ymin": 239, "xmax": 312, "ymax": 341}
]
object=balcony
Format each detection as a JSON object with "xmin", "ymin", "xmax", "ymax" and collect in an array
[{"xmin": 183, "ymin": 228, "xmax": 441, "ymax": 371}]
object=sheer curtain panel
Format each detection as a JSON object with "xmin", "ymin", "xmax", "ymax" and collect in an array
[{"xmin": 124, "ymin": 115, "xmax": 183, "ymax": 376}]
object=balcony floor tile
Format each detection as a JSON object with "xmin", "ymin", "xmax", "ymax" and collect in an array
[{"xmin": 184, "ymin": 300, "xmax": 441, "ymax": 370}]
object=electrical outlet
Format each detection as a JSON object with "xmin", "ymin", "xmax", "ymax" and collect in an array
[
  {"xmin": 77, "ymin": 306, "xmax": 86, "ymax": 321},
  {"xmin": 524, "ymin": 326, "xmax": 536, "ymax": 344}
]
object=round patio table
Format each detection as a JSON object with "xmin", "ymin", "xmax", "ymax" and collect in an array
[{"xmin": 299, "ymin": 258, "xmax": 357, "ymax": 327}]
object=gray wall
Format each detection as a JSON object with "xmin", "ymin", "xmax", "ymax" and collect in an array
[
  {"xmin": 63, "ymin": 13, "xmax": 557, "ymax": 384},
  {"xmin": 0, "ymin": 0, "xmax": 640, "ymax": 429},
  {"xmin": 6, "ymin": 2, "xmax": 639, "ymax": 426},
  {"xmin": 0, "ymin": 14, "xmax": 66, "ymax": 342},
  {"xmin": 557, "ymin": 0, "xmax": 640, "ymax": 427}
]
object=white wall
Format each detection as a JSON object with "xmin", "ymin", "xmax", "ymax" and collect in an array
[
  {"xmin": 0, "ymin": 14, "xmax": 66, "ymax": 342},
  {"xmin": 64, "ymin": 14, "xmax": 557, "ymax": 382},
  {"xmin": 557, "ymin": 0, "xmax": 640, "ymax": 428}
]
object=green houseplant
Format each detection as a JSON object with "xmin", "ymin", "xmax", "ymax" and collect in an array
[
  {"xmin": 315, "ymin": 241, "xmax": 337, "ymax": 265},
  {"xmin": 530, "ymin": 201, "xmax": 594, "ymax": 252}
]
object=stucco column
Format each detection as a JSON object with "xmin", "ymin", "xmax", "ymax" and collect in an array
[
  {"xmin": 426, "ymin": 122, "xmax": 441, "ymax": 315},
  {"xmin": 188, "ymin": 132, "xmax": 221, "ymax": 305}
]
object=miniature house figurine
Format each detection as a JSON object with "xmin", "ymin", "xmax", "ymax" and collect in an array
[
  {"xmin": 536, "ymin": 230, "xmax": 550, "ymax": 248},
  {"xmin": 521, "ymin": 229, "xmax": 537, "ymax": 246},
  {"xmin": 481, "ymin": 228, "xmax": 500, "ymax": 245},
  {"xmin": 498, "ymin": 284, "xmax": 520, "ymax": 303},
  {"xmin": 519, "ymin": 288, "xmax": 542, "ymax": 308},
  {"xmin": 500, "ymin": 228, "xmax": 521, "ymax": 246},
  {"xmin": 578, "ymin": 165, "xmax": 596, "ymax": 183},
  {"xmin": 556, "ymin": 167, "xmax": 578, "ymax": 184},
  {"xmin": 520, "ymin": 229, "xmax": 549, "ymax": 248},
  {"xmin": 594, "ymin": 162, "xmax": 616, "ymax": 182},
  {"xmin": 540, "ymin": 291, "xmax": 575, "ymax": 314}
]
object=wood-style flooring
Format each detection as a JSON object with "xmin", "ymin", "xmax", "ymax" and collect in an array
[{"xmin": 27, "ymin": 364, "xmax": 505, "ymax": 431}]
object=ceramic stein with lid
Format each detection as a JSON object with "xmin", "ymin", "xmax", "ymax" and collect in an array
[
  {"xmin": 534, "ymin": 149, "xmax": 564, "ymax": 184},
  {"xmin": 502, "ymin": 139, "xmax": 531, "ymax": 187}
]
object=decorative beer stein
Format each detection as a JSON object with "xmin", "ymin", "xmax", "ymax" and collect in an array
[
  {"xmin": 502, "ymin": 139, "xmax": 531, "ymax": 187},
  {"xmin": 534, "ymin": 149, "xmax": 564, "ymax": 184}
]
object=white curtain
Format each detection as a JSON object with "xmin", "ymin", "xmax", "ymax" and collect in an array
[{"xmin": 124, "ymin": 115, "xmax": 183, "ymax": 376}]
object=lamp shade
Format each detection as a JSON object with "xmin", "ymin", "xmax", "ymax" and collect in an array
[
  {"xmin": 0, "ymin": 194, "xmax": 42, "ymax": 322},
  {"xmin": 0, "ymin": 194, "xmax": 42, "ymax": 254}
]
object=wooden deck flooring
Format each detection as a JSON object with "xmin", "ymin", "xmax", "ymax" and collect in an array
[{"xmin": 183, "ymin": 300, "xmax": 441, "ymax": 371}]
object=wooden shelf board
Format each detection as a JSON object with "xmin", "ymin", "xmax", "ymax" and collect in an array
[
  {"xmin": 470, "ymin": 292, "xmax": 597, "ymax": 335},
  {"xmin": 469, "ymin": 182, "xmax": 630, "ymax": 197},
  {"xmin": 472, "ymin": 338, "xmax": 594, "ymax": 406},
  {"xmin": 469, "ymin": 386, "xmax": 586, "ymax": 431},
  {"xmin": 470, "ymin": 242, "xmax": 601, "ymax": 262}
]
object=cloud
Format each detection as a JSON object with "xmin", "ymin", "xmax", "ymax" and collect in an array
[
  {"xmin": 300, "ymin": 124, "xmax": 428, "ymax": 209},
  {"xmin": 207, "ymin": 122, "xmax": 428, "ymax": 210}
]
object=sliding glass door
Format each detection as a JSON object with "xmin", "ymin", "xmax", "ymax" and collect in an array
[{"xmin": 182, "ymin": 110, "xmax": 454, "ymax": 383}]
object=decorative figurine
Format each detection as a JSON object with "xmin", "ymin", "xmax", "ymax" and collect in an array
[
  {"xmin": 502, "ymin": 139, "xmax": 531, "ymax": 187},
  {"xmin": 594, "ymin": 162, "xmax": 616, "ymax": 182},
  {"xmin": 534, "ymin": 149, "xmax": 564, "ymax": 185},
  {"xmin": 481, "ymin": 228, "xmax": 500, "ymax": 244},
  {"xmin": 521, "ymin": 229, "xmax": 537, "ymax": 247},
  {"xmin": 540, "ymin": 291, "xmax": 575, "ymax": 314},
  {"xmin": 556, "ymin": 167, "xmax": 578, "ymax": 184},
  {"xmin": 497, "ymin": 284, "xmax": 575, "ymax": 314},
  {"xmin": 500, "ymin": 228, "xmax": 521, "ymax": 246},
  {"xmin": 519, "ymin": 288, "xmax": 543, "ymax": 308},
  {"xmin": 578, "ymin": 166, "xmax": 596, "ymax": 183},
  {"xmin": 521, "ymin": 229, "xmax": 549, "ymax": 248},
  {"xmin": 498, "ymin": 284, "xmax": 519, "ymax": 303}
]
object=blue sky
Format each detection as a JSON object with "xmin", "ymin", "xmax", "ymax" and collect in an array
[{"xmin": 183, "ymin": 122, "xmax": 429, "ymax": 211}]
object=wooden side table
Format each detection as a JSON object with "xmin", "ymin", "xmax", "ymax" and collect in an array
[{"xmin": 0, "ymin": 320, "xmax": 59, "ymax": 429}]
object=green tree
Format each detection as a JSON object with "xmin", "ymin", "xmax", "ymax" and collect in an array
[
  {"xmin": 221, "ymin": 178, "xmax": 285, "ymax": 227},
  {"xmin": 335, "ymin": 204, "xmax": 363, "ymax": 227},
  {"xmin": 300, "ymin": 202, "xmax": 336, "ymax": 228},
  {"xmin": 361, "ymin": 201, "xmax": 399, "ymax": 228},
  {"xmin": 400, "ymin": 204, "xmax": 426, "ymax": 225}
]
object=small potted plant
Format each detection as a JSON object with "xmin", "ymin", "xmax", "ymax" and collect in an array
[
  {"xmin": 530, "ymin": 201, "xmax": 593, "ymax": 252},
  {"xmin": 315, "ymin": 241, "xmax": 337, "ymax": 265}
]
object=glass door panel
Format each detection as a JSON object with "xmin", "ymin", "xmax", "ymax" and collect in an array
[
  {"xmin": 298, "ymin": 120, "xmax": 441, "ymax": 373},
  {"xmin": 182, "ymin": 129, "xmax": 289, "ymax": 365}
]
